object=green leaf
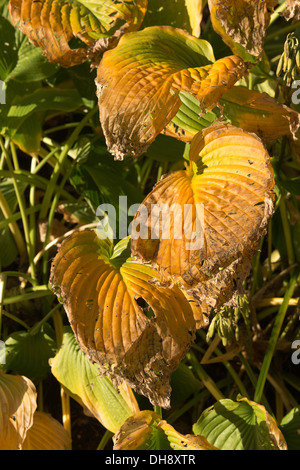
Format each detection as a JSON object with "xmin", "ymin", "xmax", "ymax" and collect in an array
[
  {"xmin": 193, "ymin": 397, "xmax": 287, "ymax": 450},
  {"xmin": 50, "ymin": 327, "xmax": 139, "ymax": 433},
  {"xmin": 280, "ymin": 178, "xmax": 300, "ymax": 196},
  {"xmin": 1, "ymin": 323, "xmax": 57, "ymax": 380},
  {"xmin": 0, "ymin": 16, "xmax": 18, "ymax": 81},
  {"xmin": 280, "ymin": 407, "xmax": 300, "ymax": 450},
  {"xmin": 170, "ymin": 362, "xmax": 201, "ymax": 408}
]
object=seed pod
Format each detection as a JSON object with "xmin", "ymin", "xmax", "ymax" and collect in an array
[{"xmin": 276, "ymin": 54, "xmax": 284, "ymax": 76}]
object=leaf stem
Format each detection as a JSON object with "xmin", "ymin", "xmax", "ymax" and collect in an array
[{"xmin": 254, "ymin": 268, "xmax": 299, "ymax": 403}]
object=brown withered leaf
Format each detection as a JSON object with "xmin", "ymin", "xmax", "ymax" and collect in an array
[
  {"xmin": 0, "ymin": 371, "xmax": 37, "ymax": 450},
  {"xmin": 9, "ymin": 0, "xmax": 147, "ymax": 67},
  {"xmin": 208, "ymin": 0, "xmax": 277, "ymax": 63},
  {"xmin": 131, "ymin": 123, "xmax": 275, "ymax": 315},
  {"xmin": 50, "ymin": 232, "xmax": 206, "ymax": 408},
  {"xmin": 113, "ymin": 410, "xmax": 218, "ymax": 450},
  {"xmin": 281, "ymin": 0, "xmax": 300, "ymax": 22},
  {"xmin": 96, "ymin": 26, "xmax": 247, "ymax": 160}
]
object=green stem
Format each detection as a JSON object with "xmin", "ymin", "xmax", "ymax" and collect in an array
[
  {"xmin": 1, "ymin": 309, "xmax": 30, "ymax": 330},
  {"xmin": 154, "ymin": 406, "xmax": 162, "ymax": 417},
  {"xmin": 0, "ymin": 189, "xmax": 26, "ymax": 258},
  {"xmin": 0, "ymin": 274, "xmax": 6, "ymax": 339},
  {"xmin": 0, "ymin": 137, "xmax": 36, "ymax": 279},
  {"xmin": 29, "ymin": 303, "xmax": 61, "ymax": 335},
  {"xmin": 187, "ymin": 351, "xmax": 225, "ymax": 401},
  {"xmin": 266, "ymin": 21, "xmax": 300, "ymax": 42},
  {"xmin": 269, "ymin": 1, "xmax": 287, "ymax": 26},
  {"xmin": 39, "ymin": 106, "xmax": 98, "ymax": 220},
  {"xmin": 97, "ymin": 430, "xmax": 113, "ymax": 450},
  {"xmin": 254, "ymin": 268, "xmax": 299, "ymax": 403},
  {"xmin": 3, "ymin": 288, "xmax": 53, "ymax": 306},
  {"xmin": 279, "ymin": 196, "xmax": 295, "ymax": 266}
]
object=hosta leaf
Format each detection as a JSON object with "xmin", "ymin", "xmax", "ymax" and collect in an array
[
  {"xmin": 22, "ymin": 411, "xmax": 71, "ymax": 450},
  {"xmin": 50, "ymin": 326, "xmax": 139, "ymax": 433},
  {"xmin": 96, "ymin": 25, "xmax": 247, "ymax": 160},
  {"xmin": 9, "ymin": 0, "xmax": 147, "ymax": 67},
  {"xmin": 193, "ymin": 397, "xmax": 287, "ymax": 450},
  {"xmin": 113, "ymin": 410, "xmax": 217, "ymax": 450},
  {"xmin": 2, "ymin": 323, "xmax": 57, "ymax": 381},
  {"xmin": 142, "ymin": 0, "xmax": 203, "ymax": 37},
  {"xmin": 50, "ymin": 232, "xmax": 205, "ymax": 408},
  {"xmin": 165, "ymin": 87, "xmax": 300, "ymax": 144},
  {"xmin": 208, "ymin": 0, "xmax": 277, "ymax": 63},
  {"xmin": 280, "ymin": 407, "xmax": 300, "ymax": 450},
  {"xmin": 0, "ymin": 371, "xmax": 37, "ymax": 450},
  {"xmin": 131, "ymin": 123, "xmax": 274, "ymax": 314},
  {"xmin": 281, "ymin": 0, "xmax": 300, "ymax": 22}
]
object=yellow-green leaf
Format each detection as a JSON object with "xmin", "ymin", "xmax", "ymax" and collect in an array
[
  {"xmin": 22, "ymin": 411, "xmax": 72, "ymax": 450},
  {"xmin": 9, "ymin": 0, "xmax": 148, "ymax": 67},
  {"xmin": 50, "ymin": 233, "xmax": 205, "ymax": 408},
  {"xmin": 96, "ymin": 25, "xmax": 247, "ymax": 160},
  {"xmin": 208, "ymin": 0, "xmax": 277, "ymax": 63},
  {"xmin": 0, "ymin": 371, "xmax": 37, "ymax": 450},
  {"xmin": 131, "ymin": 123, "xmax": 275, "ymax": 315},
  {"xmin": 113, "ymin": 410, "xmax": 218, "ymax": 450},
  {"xmin": 50, "ymin": 327, "xmax": 139, "ymax": 433}
]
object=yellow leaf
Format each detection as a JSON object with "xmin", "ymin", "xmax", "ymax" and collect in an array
[
  {"xmin": 0, "ymin": 371, "xmax": 37, "ymax": 450},
  {"xmin": 131, "ymin": 123, "xmax": 275, "ymax": 315},
  {"xmin": 96, "ymin": 26, "xmax": 247, "ymax": 160},
  {"xmin": 50, "ymin": 233, "xmax": 205, "ymax": 408},
  {"xmin": 208, "ymin": 0, "xmax": 277, "ymax": 63},
  {"xmin": 113, "ymin": 410, "xmax": 218, "ymax": 450},
  {"xmin": 185, "ymin": 0, "xmax": 203, "ymax": 37},
  {"xmin": 22, "ymin": 412, "xmax": 72, "ymax": 450},
  {"xmin": 9, "ymin": 0, "xmax": 148, "ymax": 67}
]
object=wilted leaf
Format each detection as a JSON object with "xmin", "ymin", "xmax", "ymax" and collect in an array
[
  {"xmin": 96, "ymin": 25, "xmax": 247, "ymax": 160},
  {"xmin": 281, "ymin": 0, "xmax": 300, "ymax": 22},
  {"xmin": 50, "ymin": 327, "xmax": 139, "ymax": 433},
  {"xmin": 22, "ymin": 411, "xmax": 71, "ymax": 450},
  {"xmin": 208, "ymin": 0, "xmax": 277, "ymax": 63},
  {"xmin": 193, "ymin": 397, "xmax": 287, "ymax": 450},
  {"xmin": 0, "ymin": 371, "xmax": 37, "ymax": 450},
  {"xmin": 9, "ymin": 0, "xmax": 147, "ymax": 67},
  {"xmin": 50, "ymin": 232, "xmax": 205, "ymax": 408},
  {"xmin": 113, "ymin": 410, "xmax": 217, "ymax": 450},
  {"xmin": 131, "ymin": 123, "xmax": 274, "ymax": 315}
]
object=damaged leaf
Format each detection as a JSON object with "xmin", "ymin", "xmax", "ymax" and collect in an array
[
  {"xmin": 131, "ymin": 123, "xmax": 275, "ymax": 315},
  {"xmin": 50, "ymin": 232, "xmax": 205, "ymax": 408},
  {"xmin": 208, "ymin": 0, "xmax": 277, "ymax": 63},
  {"xmin": 96, "ymin": 25, "xmax": 247, "ymax": 160},
  {"xmin": 281, "ymin": 0, "xmax": 300, "ymax": 22},
  {"xmin": 113, "ymin": 410, "xmax": 218, "ymax": 450},
  {"xmin": 0, "ymin": 371, "xmax": 37, "ymax": 450},
  {"xmin": 9, "ymin": 0, "xmax": 147, "ymax": 67},
  {"xmin": 164, "ymin": 87, "xmax": 300, "ymax": 143}
]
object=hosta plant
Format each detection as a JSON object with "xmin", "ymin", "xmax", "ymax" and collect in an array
[{"xmin": 0, "ymin": 0, "xmax": 300, "ymax": 451}]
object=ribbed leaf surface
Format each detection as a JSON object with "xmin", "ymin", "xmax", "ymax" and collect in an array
[
  {"xmin": 9, "ymin": 0, "xmax": 147, "ymax": 67},
  {"xmin": 131, "ymin": 123, "xmax": 274, "ymax": 314},
  {"xmin": 96, "ymin": 26, "xmax": 247, "ymax": 159},
  {"xmin": 50, "ymin": 233, "xmax": 205, "ymax": 408}
]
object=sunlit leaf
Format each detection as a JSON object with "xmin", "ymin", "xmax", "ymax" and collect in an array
[
  {"xmin": 281, "ymin": 0, "xmax": 300, "ymax": 22},
  {"xmin": 9, "ymin": 0, "xmax": 147, "ymax": 67},
  {"xmin": 165, "ymin": 87, "xmax": 300, "ymax": 144},
  {"xmin": 208, "ymin": 0, "xmax": 277, "ymax": 63},
  {"xmin": 50, "ymin": 326, "xmax": 139, "ymax": 433},
  {"xmin": 131, "ymin": 123, "xmax": 275, "ymax": 315},
  {"xmin": 96, "ymin": 25, "xmax": 247, "ymax": 160},
  {"xmin": 113, "ymin": 410, "xmax": 218, "ymax": 450},
  {"xmin": 22, "ymin": 411, "xmax": 71, "ymax": 450},
  {"xmin": 50, "ymin": 233, "xmax": 205, "ymax": 408},
  {"xmin": 193, "ymin": 397, "xmax": 287, "ymax": 450},
  {"xmin": 0, "ymin": 371, "xmax": 37, "ymax": 450},
  {"xmin": 142, "ymin": 0, "xmax": 203, "ymax": 37}
]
